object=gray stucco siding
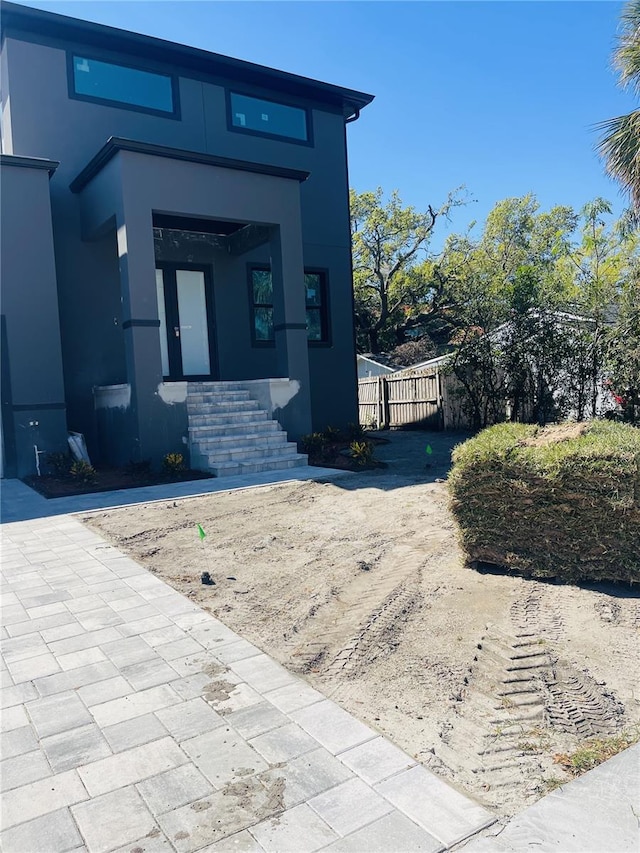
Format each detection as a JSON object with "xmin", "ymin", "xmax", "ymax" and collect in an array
[
  {"xmin": 0, "ymin": 162, "xmax": 68, "ymax": 476},
  {"xmin": 2, "ymin": 24, "xmax": 362, "ymax": 462}
]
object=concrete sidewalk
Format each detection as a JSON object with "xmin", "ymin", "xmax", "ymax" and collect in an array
[
  {"xmin": 1, "ymin": 501, "xmax": 495, "ymax": 853},
  {"xmin": 459, "ymin": 742, "xmax": 640, "ymax": 852}
]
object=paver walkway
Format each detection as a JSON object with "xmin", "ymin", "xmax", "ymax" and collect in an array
[{"xmin": 1, "ymin": 482, "xmax": 495, "ymax": 853}]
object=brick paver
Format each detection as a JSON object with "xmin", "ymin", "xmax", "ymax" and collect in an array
[{"xmin": 1, "ymin": 482, "xmax": 496, "ymax": 852}]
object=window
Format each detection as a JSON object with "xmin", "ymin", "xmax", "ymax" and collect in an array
[
  {"xmin": 250, "ymin": 267, "xmax": 328, "ymax": 344},
  {"xmin": 71, "ymin": 55, "xmax": 176, "ymax": 115},
  {"xmin": 229, "ymin": 92, "xmax": 309, "ymax": 142},
  {"xmin": 251, "ymin": 268, "xmax": 274, "ymax": 342},
  {"xmin": 304, "ymin": 272, "xmax": 327, "ymax": 342}
]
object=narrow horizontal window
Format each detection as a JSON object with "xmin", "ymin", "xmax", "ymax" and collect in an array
[
  {"xmin": 72, "ymin": 55, "xmax": 175, "ymax": 114},
  {"xmin": 230, "ymin": 92, "xmax": 308, "ymax": 141}
]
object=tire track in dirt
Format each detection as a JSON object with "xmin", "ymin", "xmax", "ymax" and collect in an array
[
  {"xmin": 287, "ymin": 543, "xmax": 431, "ymax": 679},
  {"xmin": 432, "ymin": 585, "xmax": 629, "ymax": 813}
]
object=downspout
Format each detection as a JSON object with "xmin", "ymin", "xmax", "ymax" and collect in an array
[{"xmin": 345, "ymin": 107, "xmax": 361, "ymax": 124}]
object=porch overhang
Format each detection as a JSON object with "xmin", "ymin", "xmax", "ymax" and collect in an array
[{"xmin": 69, "ymin": 137, "xmax": 310, "ymax": 194}]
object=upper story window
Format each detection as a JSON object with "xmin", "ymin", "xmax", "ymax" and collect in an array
[
  {"xmin": 229, "ymin": 92, "xmax": 309, "ymax": 143},
  {"xmin": 71, "ymin": 55, "xmax": 177, "ymax": 116}
]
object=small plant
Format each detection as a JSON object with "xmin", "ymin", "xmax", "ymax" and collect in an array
[
  {"xmin": 69, "ymin": 460, "xmax": 96, "ymax": 483},
  {"xmin": 346, "ymin": 422, "xmax": 367, "ymax": 440},
  {"xmin": 322, "ymin": 425, "xmax": 341, "ymax": 442},
  {"xmin": 350, "ymin": 440, "xmax": 374, "ymax": 466},
  {"xmin": 300, "ymin": 432, "xmax": 329, "ymax": 455},
  {"xmin": 46, "ymin": 452, "xmax": 71, "ymax": 477},
  {"xmin": 126, "ymin": 458, "xmax": 152, "ymax": 479},
  {"xmin": 163, "ymin": 452, "xmax": 186, "ymax": 477}
]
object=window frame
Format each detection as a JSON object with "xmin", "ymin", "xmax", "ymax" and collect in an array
[
  {"xmin": 226, "ymin": 90, "xmax": 313, "ymax": 147},
  {"xmin": 67, "ymin": 52, "xmax": 181, "ymax": 120},
  {"xmin": 247, "ymin": 264, "xmax": 330, "ymax": 347}
]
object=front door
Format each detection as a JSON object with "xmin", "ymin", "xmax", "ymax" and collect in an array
[{"xmin": 155, "ymin": 264, "xmax": 217, "ymax": 380}]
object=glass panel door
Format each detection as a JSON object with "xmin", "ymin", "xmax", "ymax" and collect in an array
[
  {"xmin": 155, "ymin": 265, "xmax": 215, "ymax": 380},
  {"xmin": 176, "ymin": 270, "xmax": 211, "ymax": 376}
]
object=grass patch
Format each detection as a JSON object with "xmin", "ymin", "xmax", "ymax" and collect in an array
[
  {"xmin": 553, "ymin": 731, "xmax": 639, "ymax": 777},
  {"xmin": 448, "ymin": 421, "xmax": 640, "ymax": 584}
]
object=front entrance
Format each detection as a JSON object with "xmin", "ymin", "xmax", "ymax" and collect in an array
[{"xmin": 155, "ymin": 263, "xmax": 217, "ymax": 380}]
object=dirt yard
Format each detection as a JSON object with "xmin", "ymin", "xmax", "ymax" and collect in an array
[{"xmin": 84, "ymin": 431, "xmax": 640, "ymax": 817}]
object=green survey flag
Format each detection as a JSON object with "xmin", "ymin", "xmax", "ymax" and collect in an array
[
  {"xmin": 197, "ymin": 524, "xmax": 206, "ymax": 542},
  {"xmin": 425, "ymin": 444, "xmax": 433, "ymax": 456}
]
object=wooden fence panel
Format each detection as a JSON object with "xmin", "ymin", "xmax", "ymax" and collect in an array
[{"xmin": 358, "ymin": 370, "xmax": 445, "ymax": 429}]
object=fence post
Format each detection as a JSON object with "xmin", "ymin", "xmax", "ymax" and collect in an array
[{"xmin": 381, "ymin": 375, "xmax": 389, "ymax": 429}]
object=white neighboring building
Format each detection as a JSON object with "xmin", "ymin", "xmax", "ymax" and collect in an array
[{"xmin": 357, "ymin": 354, "xmax": 400, "ymax": 380}]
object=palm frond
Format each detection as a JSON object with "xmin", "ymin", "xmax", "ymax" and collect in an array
[
  {"xmin": 596, "ymin": 110, "xmax": 640, "ymax": 213},
  {"xmin": 615, "ymin": 0, "xmax": 640, "ymax": 95}
]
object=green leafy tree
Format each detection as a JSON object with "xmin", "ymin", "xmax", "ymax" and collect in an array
[
  {"xmin": 596, "ymin": 0, "xmax": 640, "ymax": 215},
  {"xmin": 606, "ymin": 271, "xmax": 640, "ymax": 422},
  {"xmin": 350, "ymin": 187, "xmax": 462, "ymax": 353}
]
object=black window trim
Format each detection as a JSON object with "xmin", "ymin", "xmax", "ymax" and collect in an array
[
  {"xmin": 67, "ymin": 51, "xmax": 181, "ymax": 120},
  {"xmin": 226, "ymin": 89, "xmax": 313, "ymax": 147},
  {"xmin": 247, "ymin": 264, "xmax": 331, "ymax": 347}
]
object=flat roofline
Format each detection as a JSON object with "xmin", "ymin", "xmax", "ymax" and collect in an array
[
  {"xmin": 69, "ymin": 137, "xmax": 311, "ymax": 193},
  {"xmin": 0, "ymin": 153, "xmax": 59, "ymax": 176},
  {"xmin": 1, "ymin": 1, "xmax": 375, "ymax": 119}
]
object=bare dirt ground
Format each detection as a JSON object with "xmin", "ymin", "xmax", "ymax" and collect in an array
[{"xmin": 84, "ymin": 431, "xmax": 640, "ymax": 817}]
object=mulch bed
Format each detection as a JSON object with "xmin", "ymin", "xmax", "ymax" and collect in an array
[
  {"xmin": 304, "ymin": 435, "xmax": 389, "ymax": 472},
  {"xmin": 24, "ymin": 468, "xmax": 213, "ymax": 499}
]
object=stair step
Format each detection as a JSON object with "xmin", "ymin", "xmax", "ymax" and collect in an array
[
  {"xmin": 187, "ymin": 400, "xmax": 264, "ymax": 417},
  {"xmin": 188, "ymin": 409, "xmax": 267, "ymax": 426},
  {"xmin": 188, "ymin": 382, "xmax": 249, "ymax": 392},
  {"xmin": 187, "ymin": 393, "xmax": 252, "ymax": 406},
  {"xmin": 189, "ymin": 420, "xmax": 280, "ymax": 438},
  {"xmin": 192, "ymin": 431, "xmax": 288, "ymax": 448},
  {"xmin": 206, "ymin": 442, "xmax": 298, "ymax": 463},
  {"xmin": 188, "ymin": 411, "xmax": 270, "ymax": 426},
  {"xmin": 210, "ymin": 453, "xmax": 308, "ymax": 477}
]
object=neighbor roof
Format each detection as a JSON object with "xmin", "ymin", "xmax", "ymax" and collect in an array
[{"xmin": 0, "ymin": 1, "xmax": 375, "ymax": 120}]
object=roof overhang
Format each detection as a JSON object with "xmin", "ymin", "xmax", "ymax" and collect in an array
[
  {"xmin": 70, "ymin": 137, "xmax": 310, "ymax": 194},
  {"xmin": 0, "ymin": 153, "xmax": 59, "ymax": 177},
  {"xmin": 1, "ymin": 1, "xmax": 374, "ymax": 120}
]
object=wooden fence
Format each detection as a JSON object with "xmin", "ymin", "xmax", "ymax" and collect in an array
[
  {"xmin": 358, "ymin": 370, "xmax": 443, "ymax": 430},
  {"xmin": 358, "ymin": 365, "xmax": 476, "ymax": 430}
]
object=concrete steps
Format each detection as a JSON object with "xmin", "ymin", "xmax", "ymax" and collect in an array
[{"xmin": 187, "ymin": 382, "xmax": 307, "ymax": 478}]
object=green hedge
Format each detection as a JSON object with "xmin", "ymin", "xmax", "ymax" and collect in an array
[{"xmin": 448, "ymin": 421, "xmax": 640, "ymax": 584}]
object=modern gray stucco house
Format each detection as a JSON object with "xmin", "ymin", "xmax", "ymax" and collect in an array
[{"xmin": 0, "ymin": 1, "xmax": 373, "ymax": 478}]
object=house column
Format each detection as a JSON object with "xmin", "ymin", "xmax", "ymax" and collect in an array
[
  {"xmin": 115, "ymin": 201, "xmax": 167, "ymax": 464},
  {"xmin": 270, "ymin": 223, "xmax": 312, "ymax": 438}
]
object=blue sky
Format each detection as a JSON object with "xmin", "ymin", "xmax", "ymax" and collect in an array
[{"xmin": 17, "ymin": 1, "xmax": 636, "ymax": 245}]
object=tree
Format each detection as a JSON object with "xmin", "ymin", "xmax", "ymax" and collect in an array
[
  {"xmin": 350, "ymin": 187, "xmax": 462, "ymax": 353},
  {"xmin": 438, "ymin": 196, "xmax": 578, "ymax": 427},
  {"xmin": 596, "ymin": 0, "xmax": 640, "ymax": 215},
  {"xmin": 605, "ymin": 271, "xmax": 640, "ymax": 422}
]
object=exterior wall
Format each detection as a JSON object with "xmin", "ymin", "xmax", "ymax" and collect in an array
[
  {"xmin": 2, "ymin": 26, "xmax": 360, "ymax": 460},
  {"xmin": 0, "ymin": 162, "xmax": 68, "ymax": 477},
  {"xmin": 357, "ymin": 358, "xmax": 397, "ymax": 380}
]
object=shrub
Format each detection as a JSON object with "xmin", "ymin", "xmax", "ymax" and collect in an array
[
  {"xmin": 300, "ymin": 432, "xmax": 329, "ymax": 456},
  {"xmin": 46, "ymin": 452, "xmax": 71, "ymax": 477},
  {"xmin": 346, "ymin": 422, "xmax": 367, "ymax": 440},
  {"xmin": 350, "ymin": 440, "xmax": 374, "ymax": 466},
  {"xmin": 322, "ymin": 425, "xmax": 341, "ymax": 442},
  {"xmin": 448, "ymin": 421, "xmax": 640, "ymax": 584},
  {"xmin": 162, "ymin": 452, "xmax": 186, "ymax": 477},
  {"xmin": 69, "ymin": 460, "xmax": 96, "ymax": 483}
]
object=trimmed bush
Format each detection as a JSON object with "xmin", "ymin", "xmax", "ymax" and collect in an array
[{"xmin": 448, "ymin": 421, "xmax": 640, "ymax": 584}]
